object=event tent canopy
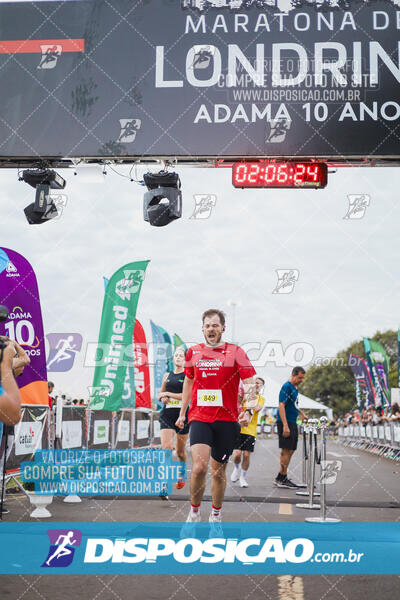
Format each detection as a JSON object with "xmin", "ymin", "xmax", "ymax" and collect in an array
[{"xmin": 261, "ymin": 376, "xmax": 333, "ymax": 420}]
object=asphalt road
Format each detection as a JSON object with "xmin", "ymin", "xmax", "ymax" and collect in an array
[{"xmin": 1, "ymin": 436, "xmax": 399, "ymax": 599}]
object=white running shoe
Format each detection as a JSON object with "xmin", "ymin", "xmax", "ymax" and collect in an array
[
  {"xmin": 187, "ymin": 510, "xmax": 201, "ymax": 523},
  {"xmin": 230, "ymin": 468, "xmax": 240, "ymax": 483},
  {"xmin": 209, "ymin": 513, "xmax": 223, "ymax": 537},
  {"xmin": 239, "ymin": 476, "xmax": 248, "ymax": 488},
  {"xmin": 180, "ymin": 510, "xmax": 201, "ymax": 539}
]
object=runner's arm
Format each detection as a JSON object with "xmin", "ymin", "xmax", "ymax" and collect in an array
[
  {"xmin": 242, "ymin": 377, "xmax": 257, "ymax": 409},
  {"xmin": 175, "ymin": 377, "xmax": 192, "ymax": 428},
  {"xmin": 12, "ymin": 340, "xmax": 30, "ymax": 377},
  {"xmin": 0, "ymin": 343, "xmax": 22, "ymax": 425},
  {"xmin": 299, "ymin": 409, "xmax": 308, "ymax": 421},
  {"xmin": 278, "ymin": 402, "xmax": 290, "ymax": 436},
  {"xmin": 158, "ymin": 373, "xmax": 170, "ymax": 404},
  {"xmin": 162, "ymin": 392, "xmax": 182, "ymax": 401}
]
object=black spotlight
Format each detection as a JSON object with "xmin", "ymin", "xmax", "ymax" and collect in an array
[
  {"xmin": 143, "ymin": 171, "xmax": 182, "ymax": 227},
  {"xmin": 21, "ymin": 169, "xmax": 66, "ymax": 225}
]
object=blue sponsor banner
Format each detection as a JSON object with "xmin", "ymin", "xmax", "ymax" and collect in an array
[
  {"xmin": 20, "ymin": 449, "xmax": 185, "ymax": 496},
  {"xmin": 150, "ymin": 320, "xmax": 168, "ymax": 410},
  {"xmin": 0, "ymin": 522, "xmax": 398, "ymax": 575}
]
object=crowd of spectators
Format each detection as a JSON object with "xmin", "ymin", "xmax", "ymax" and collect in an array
[
  {"xmin": 336, "ymin": 403, "xmax": 400, "ymax": 427},
  {"xmin": 47, "ymin": 381, "xmax": 87, "ymax": 409}
]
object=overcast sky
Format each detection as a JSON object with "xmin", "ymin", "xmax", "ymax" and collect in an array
[{"xmin": 1, "ymin": 164, "xmax": 399, "ymax": 398}]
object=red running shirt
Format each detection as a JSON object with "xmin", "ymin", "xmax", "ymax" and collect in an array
[{"xmin": 184, "ymin": 342, "xmax": 256, "ymax": 423}]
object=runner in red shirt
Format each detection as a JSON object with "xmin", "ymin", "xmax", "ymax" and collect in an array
[{"xmin": 176, "ymin": 309, "xmax": 256, "ymax": 527}]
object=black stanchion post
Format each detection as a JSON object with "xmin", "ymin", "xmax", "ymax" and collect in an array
[{"xmin": 297, "ymin": 422, "xmax": 308, "ymax": 489}]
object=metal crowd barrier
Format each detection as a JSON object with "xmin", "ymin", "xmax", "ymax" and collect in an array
[
  {"xmin": 6, "ymin": 405, "xmax": 50, "ymax": 470},
  {"xmin": 4, "ymin": 406, "xmax": 163, "ymax": 475},
  {"xmin": 1, "ymin": 405, "xmax": 164, "ymax": 519},
  {"xmin": 259, "ymin": 423, "xmax": 278, "ymax": 438},
  {"xmin": 296, "ymin": 417, "xmax": 341, "ymax": 524},
  {"xmin": 338, "ymin": 421, "xmax": 400, "ymax": 460}
]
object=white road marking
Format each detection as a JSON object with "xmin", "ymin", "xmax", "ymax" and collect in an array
[{"xmin": 327, "ymin": 451, "xmax": 359, "ymax": 458}]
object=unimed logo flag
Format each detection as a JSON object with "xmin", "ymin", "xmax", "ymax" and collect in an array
[
  {"xmin": 89, "ymin": 261, "xmax": 150, "ymax": 411},
  {"xmin": 0, "ymin": 248, "xmax": 47, "ymax": 405}
]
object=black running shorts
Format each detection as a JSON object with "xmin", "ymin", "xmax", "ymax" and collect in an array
[
  {"xmin": 234, "ymin": 433, "xmax": 256, "ymax": 453},
  {"xmin": 277, "ymin": 421, "xmax": 298, "ymax": 451},
  {"xmin": 189, "ymin": 420, "xmax": 241, "ymax": 463},
  {"xmin": 159, "ymin": 407, "xmax": 189, "ymax": 435}
]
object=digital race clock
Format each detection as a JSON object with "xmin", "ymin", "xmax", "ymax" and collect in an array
[{"xmin": 232, "ymin": 161, "xmax": 328, "ymax": 189}]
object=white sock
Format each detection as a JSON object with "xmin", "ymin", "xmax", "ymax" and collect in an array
[
  {"xmin": 241, "ymin": 469, "xmax": 247, "ymax": 479},
  {"xmin": 233, "ymin": 463, "xmax": 240, "ymax": 471},
  {"xmin": 211, "ymin": 505, "xmax": 222, "ymax": 518},
  {"xmin": 190, "ymin": 503, "xmax": 200, "ymax": 515}
]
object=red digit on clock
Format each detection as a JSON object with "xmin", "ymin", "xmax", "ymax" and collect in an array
[
  {"xmin": 235, "ymin": 164, "xmax": 247, "ymax": 184},
  {"xmin": 248, "ymin": 163, "xmax": 260, "ymax": 184},
  {"xmin": 277, "ymin": 163, "xmax": 289, "ymax": 183},
  {"xmin": 294, "ymin": 163, "xmax": 306, "ymax": 184},
  {"xmin": 307, "ymin": 165, "xmax": 319, "ymax": 182}
]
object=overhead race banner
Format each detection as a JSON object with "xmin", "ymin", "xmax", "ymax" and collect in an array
[
  {"xmin": 150, "ymin": 320, "xmax": 168, "ymax": 410},
  {"xmin": 348, "ymin": 353, "xmax": 375, "ymax": 408},
  {"xmin": 133, "ymin": 319, "xmax": 151, "ymax": 410},
  {"xmin": 0, "ymin": 0, "xmax": 400, "ymax": 159},
  {"xmin": 0, "ymin": 248, "xmax": 47, "ymax": 405},
  {"xmin": 363, "ymin": 338, "xmax": 391, "ymax": 407},
  {"xmin": 89, "ymin": 260, "xmax": 149, "ymax": 412}
]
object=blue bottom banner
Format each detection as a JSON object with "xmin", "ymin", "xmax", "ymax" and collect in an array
[{"xmin": 0, "ymin": 522, "xmax": 398, "ymax": 574}]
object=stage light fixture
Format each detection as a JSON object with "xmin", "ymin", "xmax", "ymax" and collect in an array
[
  {"xmin": 143, "ymin": 170, "xmax": 182, "ymax": 227},
  {"xmin": 20, "ymin": 169, "xmax": 66, "ymax": 225},
  {"xmin": 21, "ymin": 169, "xmax": 66, "ymax": 190}
]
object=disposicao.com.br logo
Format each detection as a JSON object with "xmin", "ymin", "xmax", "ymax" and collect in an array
[
  {"xmin": 82, "ymin": 536, "xmax": 363, "ymax": 567},
  {"xmin": 84, "ymin": 535, "xmax": 313, "ymax": 565}
]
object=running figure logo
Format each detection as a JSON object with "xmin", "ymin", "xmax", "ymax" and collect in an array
[
  {"xmin": 344, "ymin": 195, "xmax": 370, "ymax": 219},
  {"xmin": 48, "ymin": 194, "xmax": 68, "ymax": 220},
  {"xmin": 266, "ymin": 119, "xmax": 291, "ymax": 143},
  {"xmin": 320, "ymin": 460, "xmax": 342, "ymax": 485},
  {"xmin": 42, "ymin": 529, "xmax": 82, "ymax": 568},
  {"xmin": 46, "ymin": 333, "xmax": 83, "ymax": 372},
  {"xmin": 190, "ymin": 45, "xmax": 215, "ymax": 70},
  {"xmin": 272, "ymin": 269, "xmax": 299, "ymax": 294},
  {"xmin": 38, "ymin": 45, "xmax": 62, "ymax": 70},
  {"xmin": 118, "ymin": 119, "xmax": 141, "ymax": 143},
  {"xmin": 190, "ymin": 195, "xmax": 217, "ymax": 219},
  {"xmin": 115, "ymin": 269, "xmax": 145, "ymax": 300}
]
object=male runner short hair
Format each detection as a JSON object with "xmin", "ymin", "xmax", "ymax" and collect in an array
[
  {"xmin": 275, "ymin": 366, "xmax": 307, "ymax": 489},
  {"xmin": 176, "ymin": 309, "xmax": 256, "ymax": 529}
]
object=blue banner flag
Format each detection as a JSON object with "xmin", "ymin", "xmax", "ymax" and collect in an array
[
  {"xmin": 160, "ymin": 326, "xmax": 173, "ymax": 372},
  {"xmin": 150, "ymin": 320, "xmax": 169, "ymax": 410}
]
